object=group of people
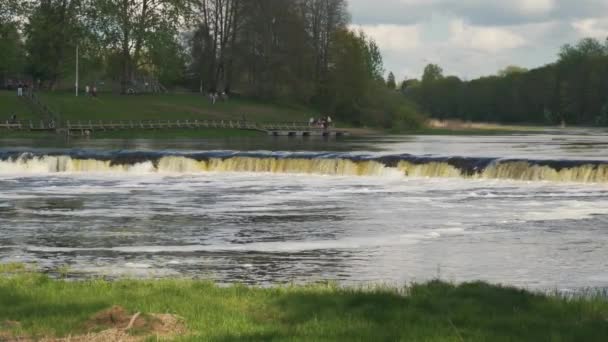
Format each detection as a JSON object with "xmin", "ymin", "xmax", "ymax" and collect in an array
[
  {"xmin": 208, "ymin": 91, "xmax": 229, "ymax": 104},
  {"xmin": 15, "ymin": 82, "xmax": 31, "ymax": 97},
  {"xmin": 84, "ymin": 85, "xmax": 98, "ymax": 97},
  {"xmin": 309, "ymin": 116, "xmax": 333, "ymax": 129}
]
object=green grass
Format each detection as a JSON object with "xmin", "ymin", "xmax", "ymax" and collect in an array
[
  {"xmin": 0, "ymin": 91, "xmax": 39, "ymax": 120},
  {"xmin": 1, "ymin": 268, "xmax": 607, "ymax": 341},
  {"xmin": 37, "ymin": 92, "xmax": 318, "ymax": 122}
]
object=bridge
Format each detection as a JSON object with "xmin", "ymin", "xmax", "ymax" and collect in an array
[{"xmin": 0, "ymin": 119, "xmax": 349, "ymax": 137}]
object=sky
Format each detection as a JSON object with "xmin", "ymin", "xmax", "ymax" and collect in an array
[{"xmin": 348, "ymin": 0, "xmax": 608, "ymax": 80}]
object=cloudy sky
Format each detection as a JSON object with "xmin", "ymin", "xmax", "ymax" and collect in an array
[{"xmin": 348, "ymin": 0, "xmax": 608, "ymax": 80}]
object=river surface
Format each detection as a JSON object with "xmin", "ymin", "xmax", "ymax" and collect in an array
[{"xmin": 1, "ymin": 131, "xmax": 607, "ymax": 291}]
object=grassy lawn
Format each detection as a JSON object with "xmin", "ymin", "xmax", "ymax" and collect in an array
[
  {"xmin": 0, "ymin": 91, "xmax": 39, "ymax": 120},
  {"xmin": 1, "ymin": 265, "xmax": 607, "ymax": 341},
  {"xmin": 37, "ymin": 92, "xmax": 318, "ymax": 122}
]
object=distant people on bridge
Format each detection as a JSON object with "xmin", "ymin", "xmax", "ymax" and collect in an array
[
  {"xmin": 10, "ymin": 114, "xmax": 17, "ymax": 123},
  {"xmin": 209, "ymin": 92, "xmax": 218, "ymax": 104},
  {"xmin": 17, "ymin": 83, "xmax": 23, "ymax": 97},
  {"xmin": 309, "ymin": 117, "xmax": 314, "ymax": 127}
]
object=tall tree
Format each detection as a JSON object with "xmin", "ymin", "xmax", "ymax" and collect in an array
[
  {"xmin": 421, "ymin": 64, "xmax": 443, "ymax": 84},
  {"xmin": 386, "ymin": 71, "xmax": 396, "ymax": 89},
  {"xmin": 24, "ymin": 0, "xmax": 84, "ymax": 89},
  {"xmin": 191, "ymin": 0, "xmax": 242, "ymax": 93},
  {"xmin": 92, "ymin": 0, "xmax": 190, "ymax": 93}
]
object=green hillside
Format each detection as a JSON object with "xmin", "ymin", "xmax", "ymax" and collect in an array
[{"xmin": 36, "ymin": 92, "xmax": 319, "ymax": 122}]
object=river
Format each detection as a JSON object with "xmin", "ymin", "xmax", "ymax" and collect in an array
[{"xmin": 1, "ymin": 130, "xmax": 607, "ymax": 291}]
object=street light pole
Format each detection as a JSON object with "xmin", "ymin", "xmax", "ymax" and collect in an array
[{"xmin": 75, "ymin": 45, "xmax": 79, "ymax": 97}]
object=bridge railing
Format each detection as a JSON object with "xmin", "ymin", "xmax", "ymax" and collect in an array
[
  {"xmin": 0, "ymin": 120, "xmax": 56, "ymax": 130},
  {"xmin": 0, "ymin": 119, "xmax": 334, "ymax": 132},
  {"xmin": 63, "ymin": 120, "xmax": 326, "ymax": 131}
]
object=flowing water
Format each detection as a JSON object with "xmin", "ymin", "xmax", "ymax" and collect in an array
[{"xmin": 1, "ymin": 131, "xmax": 607, "ymax": 291}]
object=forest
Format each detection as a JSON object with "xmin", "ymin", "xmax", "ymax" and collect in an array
[
  {"xmin": 2, "ymin": 1, "xmax": 608, "ymax": 127},
  {"xmin": 405, "ymin": 38, "xmax": 608, "ymax": 126},
  {"xmin": 0, "ymin": 0, "xmax": 421, "ymax": 128}
]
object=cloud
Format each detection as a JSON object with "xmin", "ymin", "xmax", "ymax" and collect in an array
[
  {"xmin": 572, "ymin": 18, "xmax": 608, "ymax": 39},
  {"xmin": 347, "ymin": 0, "xmax": 608, "ymax": 26},
  {"xmin": 513, "ymin": 0, "xmax": 555, "ymax": 15},
  {"xmin": 346, "ymin": 1, "xmax": 607, "ymax": 79},
  {"xmin": 449, "ymin": 20, "xmax": 527, "ymax": 53},
  {"xmin": 351, "ymin": 24, "xmax": 421, "ymax": 52}
]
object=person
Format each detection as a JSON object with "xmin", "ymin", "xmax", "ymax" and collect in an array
[
  {"xmin": 10, "ymin": 114, "xmax": 17, "ymax": 123},
  {"xmin": 327, "ymin": 116, "xmax": 332, "ymax": 127},
  {"xmin": 17, "ymin": 83, "xmax": 22, "ymax": 97},
  {"xmin": 85, "ymin": 85, "xmax": 90, "ymax": 96},
  {"xmin": 309, "ymin": 117, "xmax": 314, "ymax": 127},
  {"xmin": 92, "ymin": 86, "xmax": 98, "ymax": 97}
]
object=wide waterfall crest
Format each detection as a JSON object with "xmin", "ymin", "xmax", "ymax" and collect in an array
[{"xmin": 0, "ymin": 152, "xmax": 607, "ymax": 183}]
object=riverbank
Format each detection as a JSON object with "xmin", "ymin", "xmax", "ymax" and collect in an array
[{"xmin": 1, "ymin": 265, "xmax": 606, "ymax": 341}]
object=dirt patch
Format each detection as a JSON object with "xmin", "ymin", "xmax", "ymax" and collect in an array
[
  {"xmin": 76, "ymin": 306, "xmax": 187, "ymax": 341},
  {"xmin": 1, "ymin": 306, "xmax": 187, "ymax": 342}
]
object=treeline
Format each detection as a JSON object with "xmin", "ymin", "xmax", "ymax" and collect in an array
[
  {"xmin": 0, "ymin": 0, "xmax": 422, "ymax": 128},
  {"xmin": 404, "ymin": 38, "xmax": 608, "ymax": 126}
]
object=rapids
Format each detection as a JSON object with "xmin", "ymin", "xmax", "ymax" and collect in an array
[{"xmin": 1, "ymin": 133, "xmax": 607, "ymax": 290}]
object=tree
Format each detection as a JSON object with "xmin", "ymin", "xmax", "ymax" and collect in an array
[
  {"xmin": 386, "ymin": 71, "xmax": 396, "ymax": 89},
  {"xmin": 364, "ymin": 37, "xmax": 384, "ymax": 81},
  {"xmin": 0, "ymin": 22, "xmax": 25, "ymax": 83},
  {"xmin": 399, "ymin": 78, "xmax": 419, "ymax": 92},
  {"xmin": 191, "ymin": 0, "xmax": 242, "ymax": 93},
  {"xmin": 405, "ymin": 37, "xmax": 608, "ymax": 126},
  {"xmin": 24, "ymin": 0, "xmax": 85, "ymax": 89},
  {"xmin": 92, "ymin": 0, "xmax": 190, "ymax": 93},
  {"xmin": 498, "ymin": 65, "xmax": 528, "ymax": 77},
  {"xmin": 422, "ymin": 63, "xmax": 443, "ymax": 84}
]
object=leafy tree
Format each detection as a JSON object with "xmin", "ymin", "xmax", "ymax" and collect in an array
[
  {"xmin": 24, "ymin": 0, "xmax": 85, "ymax": 89},
  {"xmin": 386, "ymin": 71, "xmax": 396, "ymax": 89},
  {"xmin": 92, "ymin": 0, "xmax": 191, "ymax": 93},
  {"xmin": 498, "ymin": 65, "xmax": 528, "ymax": 77},
  {"xmin": 0, "ymin": 22, "xmax": 25, "ymax": 81},
  {"xmin": 365, "ymin": 38, "xmax": 384, "ymax": 81},
  {"xmin": 406, "ymin": 37, "xmax": 608, "ymax": 127},
  {"xmin": 421, "ymin": 63, "xmax": 443, "ymax": 84}
]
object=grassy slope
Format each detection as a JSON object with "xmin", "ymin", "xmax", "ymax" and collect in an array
[
  {"xmin": 1, "ymin": 267, "xmax": 607, "ymax": 341},
  {"xmin": 0, "ymin": 91, "xmax": 39, "ymax": 120},
  {"xmin": 38, "ymin": 92, "xmax": 318, "ymax": 122}
]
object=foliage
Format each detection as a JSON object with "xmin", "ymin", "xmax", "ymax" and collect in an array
[
  {"xmin": 421, "ymin": 63, "xmax": 443, "ymax": 84},
  {"xmin": 0, "ymin": 22, "xmax": 24, "ymax": 78},
  {"xmin": 408, "ymin": 37, "xmax": 608, "ymax": 126},
  {"xmin": 6, "ymin": 0, "xmax": 424, "ymax": 128},
  {"xmin": 498, "ymin": 65, "xmax": 528, "ymax": 77},
  {"xmin": 386, "ymin": 71, "xmax": 396, "ymax": 89},
  {"xmin": 24, "ymin": 0, "xmax": 84, "ymax": 88}
]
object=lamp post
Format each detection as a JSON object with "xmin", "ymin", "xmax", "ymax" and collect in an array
[{"xmin": 75, "ymin": 45, "xmax": 79, "ymax": 96}]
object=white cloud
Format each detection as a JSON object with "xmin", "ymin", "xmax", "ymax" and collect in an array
[
  {"xmin": 352, "ymin": 24, "xmax": 421, "ymax": 51},
  {"xmin": 348, "ymin": 1, "xmax": 601, "ymax": 79},
  {"xmin": 513, "ymin": 0, "xmax": 556, "ymax": 15},
  {"xmin": 572, "ymin": 18, "xmax": 608, "ymax": 39},
  {"xmin": 449, "ymin": 20, "xmax": 527, "ymax": 53}
]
